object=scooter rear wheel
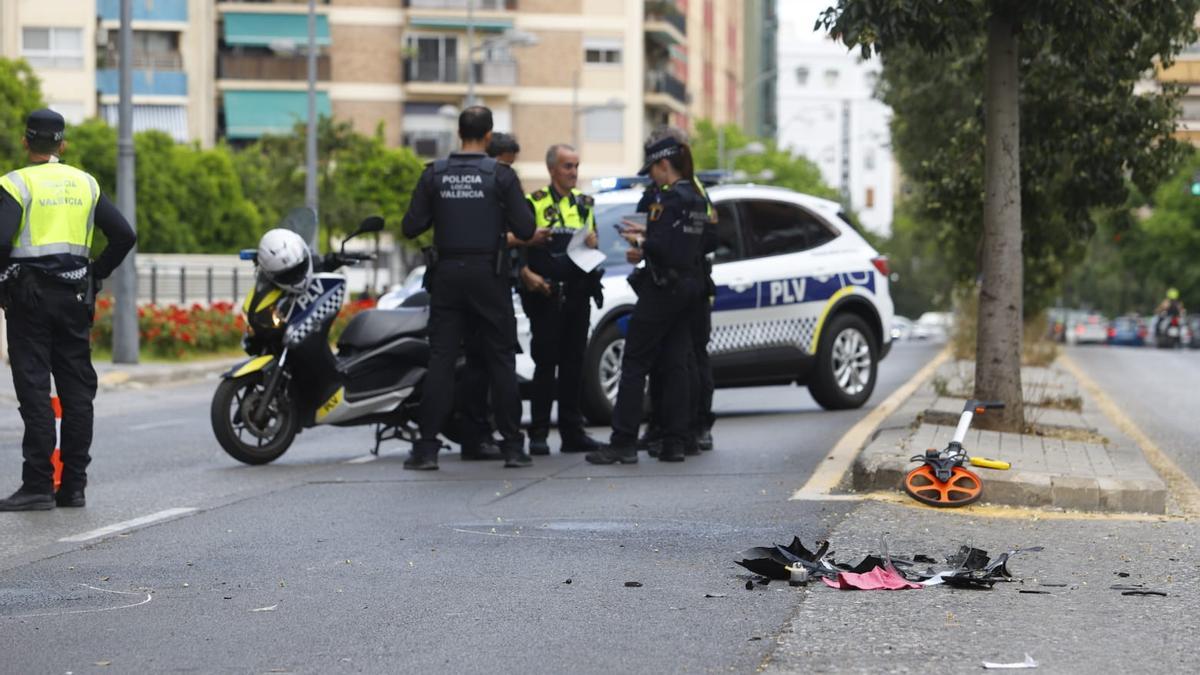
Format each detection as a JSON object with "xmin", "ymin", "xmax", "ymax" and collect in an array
[
  {"xmin": 211, "ymin": 375, "xmax": 298, "ymax": 465},
  {"xmin": 903, "ymin": 465, "xmax": 983, "ymax": 507}
]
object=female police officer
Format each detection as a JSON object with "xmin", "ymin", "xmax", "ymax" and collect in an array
[{"xmin": 586, "ymin": 132, "xmax": 707, "ymax": 465}]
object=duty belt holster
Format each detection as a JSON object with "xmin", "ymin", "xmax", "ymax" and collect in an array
[{"xmin": 421, "ymin": 247, "xmax": 438, "ymax": 292}]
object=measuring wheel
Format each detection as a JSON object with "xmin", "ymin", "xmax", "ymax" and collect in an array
[{"xmin": 903, "ymin": 465, "xmax": 983, "ymax": 507}]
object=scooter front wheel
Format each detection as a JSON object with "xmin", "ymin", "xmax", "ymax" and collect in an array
[{"xmin": 211, "ymin": 374, "xmax": 298, "ymax": 465}]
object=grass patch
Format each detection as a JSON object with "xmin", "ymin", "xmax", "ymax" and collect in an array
[{"xmin": 950, "ymin": 285, "xmax": 1060, "ymax": 367}]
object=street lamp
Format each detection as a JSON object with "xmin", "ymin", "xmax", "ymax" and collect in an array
[{"xmin": 464, "ymin": 0, "xmax": 538, "ymax": 107}]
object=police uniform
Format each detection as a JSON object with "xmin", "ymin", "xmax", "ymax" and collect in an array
[
  {"xmin": 401, "ymin": 149, "xmax": 535, "ymax": 469},
  {"xmin": 642, "ymin": 176, "xmax": 718, "ymax": 455},
  {"xmin": 521, "ymin": 185, "xmax": 601, "ymax": 454},
  {"xmin": 586, "ymin": 137, "xmax": 706, "ymax": 464},
  {"xmin": 0, "ymin": 109, "xmax": 136, "ymax": 511}
]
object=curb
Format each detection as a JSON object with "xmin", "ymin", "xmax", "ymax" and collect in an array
[
  {"xmin": 96, "ymin": 358, "xmax": 242, "ymax": 389},
  {"xmin": 849, "ymin": 359, "xmax": 1169, "ymax": 515}
]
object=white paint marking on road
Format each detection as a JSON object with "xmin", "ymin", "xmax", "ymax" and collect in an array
[
  {"xmin": 344, "ymin": 454, "xmax": 380, "ymax": 465},
  {"xmin": 3, "ymin": 585, "xmax": 152, "ymax": 620},
  {"xmin": 1059, "ymin": 353, "xmax": 1200, "ymax": 518},
  {"xmin": 58, "ymin": 507, "xmax": 197, "ymax": 543},
  {"xmin": 128, "ymin": 418, "xmax": 187, "ymax": 432},
  {"xmin": 790, "ymin": 347, "xmax": 951, "ymax": 501}
]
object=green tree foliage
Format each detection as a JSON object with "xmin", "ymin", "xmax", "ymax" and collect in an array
[
  {"xmin": 64, "ymin": 120, "xmax": 263, "ymax": 253},
  {"xmin": 876, "ymin": 10, "xmax": 1196, "ymax": 314},
  {"xmin": 689, "ymin": 120, "xmax": 839, "ymax": 200},
  {"xmin": 0, "ymin": 58, "xmax": 45, "ymax": 170},
  {"xmin": 233, "ymin": 118, "xmax": 426, "ymax": 250},
  {"xmin": 882, "ymin": 199, "xmax": 959, "ymax": 319}
]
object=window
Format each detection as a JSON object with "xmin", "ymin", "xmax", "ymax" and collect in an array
[
  {"xmin": 865, "ymin": 187, "xmax": 875, "ymax": 209},
  {"xmin": 713, "ymin": 201, "xmax": 742, "ymax": 263},
  {"xmin": 583, "ymin": 107, "xmax": 622, "ymax": 143},
  {"xmin": 49, "ymin": 102, "xmax": 86, "ymax": 125},
  {"xmin": 405, "ymin": 34, "xmax": 459, "ymax": 83},
  {"xmin": 795, "ymin": 66, "xmax": 809, "ymax": 86},
  {"xmin": 823, "ymin": 68, "xmax": 839, "ymax": 88},
  {"xmin": 584, "ymin": 39, "xmax": 622, "ymax": 65},
  {"xmin": 22, "ymin": 27, "xmax": 84, "ymax": 69},
  {"xmin": 739, "ymin": 200, "xmax": 837, "ymax": 258},
  {"xmin": 863, "ymin": 148, "xmax": 876, "ymax": 171}
]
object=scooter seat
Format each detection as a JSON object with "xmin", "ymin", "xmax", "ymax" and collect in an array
[{"xmin": 337, "ymin": 308, "xmax": 428, "ymax": 351}]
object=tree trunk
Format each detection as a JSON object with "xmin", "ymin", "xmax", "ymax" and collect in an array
[{"xmin": 975, "ymin": 11, "xmax": 1025, "ymax": 431}]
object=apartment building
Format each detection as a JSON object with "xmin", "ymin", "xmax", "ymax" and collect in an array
[
  {"xmin": 776, "ymin": 0, "xmax": 893, "ymax": 235},
  {"xmin": 0, "ymin": 1, "xmax": 212, "ymax": 144},
  {"xmin": 1156, "ymin": 33, "xmax": 1200, "ymax": 146}
]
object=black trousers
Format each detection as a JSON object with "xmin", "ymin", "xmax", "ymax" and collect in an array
[
  {"xmin": 521, "ymin": 284, "xmax": 591, "ymax": 440},
  {"xmin": 648, "ymin": 288, "xmax": 715, "ymax": 435},
  {"xmin": 418, "ymin": 259, "xmax": 523, "ymax": 455},
  {"xmin": 610, "ymin": 278, "xmax": 702, "ymax": 450},
  {"xmin": 454, "ymin": 331, "xmax": 495, "ymax": 448},
  {"xmin": 6, "ymin": 281, "xmax": 97, "ymax": 494}
]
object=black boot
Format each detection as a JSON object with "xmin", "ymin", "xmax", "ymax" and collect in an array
[
  {"xmin": 404, "ymin": 440, "xmax": 440, "ymax": 471},
  {"xmin": 698, "ymin": 429, "xmax": 714, "ymax": 451},
  {"xmin": 0, "ymin": 488, "xmax": 55, "ymax": 511},
  {"xmin": 658, "ymin": 442, "xmax": 686, "ymax": 462},
  {"xmin": 585, "ymin": 445, "xmax": 638, "ymax": 465},
  {"xmin": 503, "ymin": 440, "xmax": 533, "ymax": 468},
  {"xmin": 528, "ymin": 430, "xmax": 550, "ymax": 456},
  {"xmin": 55, "ymin": 487, "xmax": 86, "ymax": 508},
  {"xmin": 637, "ymin": 426, "xmax": 663, "ymax": 454},
  {"xmin": 560, "ymin": 432, "xmax": 601, "ymax": 454},
  {"xmin": 461, "ymin": 438, "xmax": 504, "ymax": 461}
]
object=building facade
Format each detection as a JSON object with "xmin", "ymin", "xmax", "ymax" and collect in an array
[
  {"xmin": 3, "ymin": 0, "xmax": 751, "ymax": 185},
  {"xmin": 741, "ymin": 0, "xmax": 776, "ymax": 139},
  {"xmin": 775, "ymin": 0, "xmax": 893, "ymax": 235}
]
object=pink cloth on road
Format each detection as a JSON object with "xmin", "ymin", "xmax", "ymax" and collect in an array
[{"xmin": 822, "ymin": 566, "xmax": 923, "ymax": 590}]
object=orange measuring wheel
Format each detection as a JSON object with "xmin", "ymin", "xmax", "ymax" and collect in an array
[{"xmin": 903, "ymin": 465, "xmax": 982, "ymax": 507}]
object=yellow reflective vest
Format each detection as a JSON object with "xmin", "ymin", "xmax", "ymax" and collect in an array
[{"xmin": 0, "ymin": 162, "xmax": 99, "ymax": 262}]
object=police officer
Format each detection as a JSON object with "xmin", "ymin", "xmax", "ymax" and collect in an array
[
  {"xmin": 453, "ymin": 131, "xmax": 525, "ymax": 461},
  {"xmin": 639, "ymin": 129, "xmax": 719, "ymax": 457},
  {"xmin": 401, "ymin": 106, "xmax": 535, "ymax": 470},
  {"xmin": 586, "ymin": 133, "xmax": 707, "ymax": 465},
  {"xmin": 520, "ymin": 144, "xmax": 603, "ymax": 455},
  {"xmin": 0, "ymin": 109, "xmax": 136, "ymax": 511}
]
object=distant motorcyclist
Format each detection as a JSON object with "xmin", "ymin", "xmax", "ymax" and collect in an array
[
  {"xmin": 1153, "ymin": 287, "xmax": 1186, "ymax": 347},
  {"xmin": 1155, "ymin": 288, "xmax": 1184, "ymax": 318}
]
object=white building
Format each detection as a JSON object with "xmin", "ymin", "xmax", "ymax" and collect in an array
[{"xmin": 776, "ymin": 0, "xmax": 893, "ymax": 236}]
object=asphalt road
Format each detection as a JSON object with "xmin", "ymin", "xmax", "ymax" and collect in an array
[
  {"xmin": 1065, "ymin": 344, "xmax": 1200, "ymax": 486},
  {"xmin": 1, "ymin": 342, "xmax": 942, "ymax": 674}
]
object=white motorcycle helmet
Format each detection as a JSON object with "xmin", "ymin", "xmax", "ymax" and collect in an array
[{"xmin": 257, "ymin": 229, "xmax": 312, "ymax": 292}]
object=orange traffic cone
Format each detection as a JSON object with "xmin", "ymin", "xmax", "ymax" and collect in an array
[{"xmin": 50, "ymin": 395, "xmax": 63, "ymax": 491}]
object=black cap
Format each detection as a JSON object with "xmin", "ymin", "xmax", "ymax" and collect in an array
[
  {"xmin": 25, "ymin": 108, "xmax": 66, "ymax": 143},
  {"xmin": 637, "ymin": 136, "xmax": 682, "ymax": 176}
]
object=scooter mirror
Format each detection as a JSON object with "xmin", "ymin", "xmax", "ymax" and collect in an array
[{"xmin": 358, "ymin": 216, "xmax": 385, "ymax": 234}]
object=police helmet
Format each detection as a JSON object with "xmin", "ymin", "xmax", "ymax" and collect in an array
[
  {"xmin": 1168, "ymin": 288, "xmax": 1180, "ymax": 300},
  {"xmin": 257, "ymin": 229, "xmax": 312, "ymax": 292}
]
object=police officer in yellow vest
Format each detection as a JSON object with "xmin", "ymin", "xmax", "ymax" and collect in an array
[
  {"xmin": 519, "ymin": 144, "xmax": 603, "ymax": 455},
  {"xmin": 0, "ymin": 109, "xmax": 135, "ymax": 511}
]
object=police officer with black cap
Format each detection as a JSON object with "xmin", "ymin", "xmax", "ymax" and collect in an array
[
  {"xmin": 586, "ymin": 131, "xmax": 707, "ymax": 465},
  {"xmin": 0, "ymin": 109, "xmax": 136, "ymax": 511},
  {"xmin": 401, "ymin": 106, "xmax": 535, "ymax": 470}
]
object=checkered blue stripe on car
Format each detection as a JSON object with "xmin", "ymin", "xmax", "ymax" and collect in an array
[{"xmin": 709, "ymin": 316, "xmax": 819, "ymax": 356}]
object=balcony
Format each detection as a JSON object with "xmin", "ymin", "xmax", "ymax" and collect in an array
[
  {"xmin": 404, "ymin": 59, "xmax": 517, "ymax": 87},
  {"xmin": 97, "ymin": 0, "xmax": 188, "ymax": 22},
  {"xmin": 219, "ymin": 53, "xmax": 331, "ymax": 81},
  {"xmin": 98, "ymin": 51, "xmax": 184, "ymax": 71},
  {"xmin": 96, "ymin": 69, "xmax": 188, "ymax": 97},
  {"xmin": 645, "ymin": 1, "xmax": 686, "ymax": 45},
  {"xmin": 645, "ymin": 69, "xmax": 687, "ymax": 110},
  {"xmin": 405, "ymin": 0, "xmax": 516, "ymax": 9}
]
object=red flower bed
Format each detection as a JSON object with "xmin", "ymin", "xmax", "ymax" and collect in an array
[{"xmin": 91, "ymin": 296, "xmax": 376, "ymax": 359}]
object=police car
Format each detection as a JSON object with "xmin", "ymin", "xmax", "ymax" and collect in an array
[{"xmin": 514, "ymin": 181, "xmax": 895, "ymax": 424}]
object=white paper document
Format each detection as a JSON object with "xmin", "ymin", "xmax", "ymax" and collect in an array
[{"xmin": 567, "ymin": 226, "xmax": 606, "ymax": 273}]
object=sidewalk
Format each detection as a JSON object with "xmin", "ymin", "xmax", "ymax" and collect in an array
[
  {"xmin": 0, "ymin": 354, "xmax": 241, "ymax": 401},
  {"xmin": 850, "ymin": 358, "xmax": 1169, "ymax": 514}
]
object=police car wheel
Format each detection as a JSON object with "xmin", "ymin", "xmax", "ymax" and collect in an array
[
  {"xmin": 581, "ymin": 322, "xmax": 625, "ymax": 425},
  {"xmin": 808, "ymin": 313, "xmax": 878, "ymax": 410},
  {"xmin": 211, "ymin": 375, "xmax": 298, "ymax": 465}
]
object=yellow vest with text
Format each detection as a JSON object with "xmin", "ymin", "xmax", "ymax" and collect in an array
[
  {"xmin": 527, "ymin": 187, "xmax": 594, "ymax": 232},
  {"xmin": 0, "ymin": 163, "xmax": 99, "ymax": 262}
]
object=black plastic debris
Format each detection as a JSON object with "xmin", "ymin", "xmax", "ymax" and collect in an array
[
  {"xmin": 1120, "ymin": 589, "xmax": 1167, "ymax": 597},
  {"xmin": 1018, "ymin": 589, "xmax": 1051, "ymax": 594},
  {"xmin": 1116, "ymin": 572, "xmax": 1131, "ymax": 578},
  {"xmin": 734, "ymin": 538, "xmax": 1042, "ymax": 591},
  {"xmin": 624, "ymin": 581, "xmax": 643, "ymax": 588}
]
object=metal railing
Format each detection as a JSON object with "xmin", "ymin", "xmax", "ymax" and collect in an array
[
  {"xmin": 646, "ymin": 69, "xmax": 687, "ymax": 104},
  {"xmin": 403, "ymin": 59, "xmax": 517, "ymax": 86},
  {"xmin": 405, "ymin": 0, "xmax": 516, "ymax": 9},
  {"xmin": 645, "ymin": 1, "xmax": 687, "ymax": 36},
  {"xmin": 98, "ymin": 51, "xmax": 184, "ymax": 70},
  {"xmin": 219, "ymin": 53, "xmax": 331, "ymax": 81}
]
